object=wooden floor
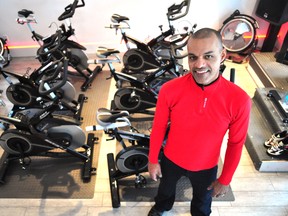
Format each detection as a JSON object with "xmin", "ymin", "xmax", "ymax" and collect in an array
[{"xmin": 0, "ymin": 56, "xmax": 287, "ymax": 216}]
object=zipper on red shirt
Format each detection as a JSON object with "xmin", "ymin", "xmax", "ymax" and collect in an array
[
  {"xmin": 199, "ymin": 96, "xmax": 208, "ymax": 114},
  {"xmin": 203, "ymin": 97, "xmax": 208, "ymax": 108}
]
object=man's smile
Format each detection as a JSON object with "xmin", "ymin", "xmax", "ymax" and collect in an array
[{"xmin": 193, "ymin": 68, "xmax": 210, "ymax": 74}]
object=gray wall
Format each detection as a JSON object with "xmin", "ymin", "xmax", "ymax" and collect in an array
[{"xmin": 0, "ymin": 0, "xmax": 269, "ymax": 57}]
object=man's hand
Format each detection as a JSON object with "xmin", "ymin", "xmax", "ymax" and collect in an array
[
  {"xmin": 148, "ymin": 162, "xmax": 162, "ymax": 181},
  {"xmin": 207, "ymin": 179, "xmax": 229, "ymax": 197}
]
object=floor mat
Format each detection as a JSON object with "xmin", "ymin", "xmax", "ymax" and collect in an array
[
  {"xmin": 0, "ymin": 59, "xmax": 111, "ymax": 199},
  {"xmin": 115, "ymin": 121, "xmax": 235, "ymax": 202},
  {"xmin": 118, "ymin": 172, "xmax": 235, "ymax": 202},
  {"xmin": 0, "ymin": 150, "xmax": 97, "ymax": 199}
]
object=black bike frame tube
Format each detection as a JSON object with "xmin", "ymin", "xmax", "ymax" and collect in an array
[
  {"xmin": 147, "ymin": 28, "xmax": 174, "ymax": 48},
  {"xmin": 112, "ymin": 128, "xmax": 127, "ymax": 149},
  {"xmin": 125, "ymin": 35, "xmax": 151, "ymax": 52},
  {"xmin": 61, "ymin": 40, "xmax": 86, "ymax": 50},
  {"xmin": 144, "ymin": 61, "xmax": 175, "ymax": 84}
]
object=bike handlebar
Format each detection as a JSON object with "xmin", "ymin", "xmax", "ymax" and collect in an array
[
  {"xmin": 37, "ymin": 30, "xmax": 62, "ymax": 57},
  {"xmin": 38, "ymin": 58, "xmax": 68, "ymax": 95},
  {"xmin": 58, "ymin": 0, "xmax": 85, "ymax": 21},
  {"xmin": 105, "ymin": 23, "xmax": 130, "ymax": 30},
  {"xmin": 169, "ymin": 23, "xmax": 196, "ymax": 59},
  {"xmin": 16, "ymin": 17, "xmax": 37, "ymax": 25},
  {"xmin": 167, "ymin": 0, "xmax": 191, "ymax": 21},
  {"xmin": 170, "ymin": 32, "xmax": 191, "ymax": 59}
]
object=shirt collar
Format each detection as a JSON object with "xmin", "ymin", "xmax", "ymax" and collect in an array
[{"xmin": 193, "ymin": 75, "xmax": 221, "ymax": 90}]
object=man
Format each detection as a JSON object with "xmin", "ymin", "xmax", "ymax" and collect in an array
[{"xmin": 147, "ymin": 28, "xmax": 251, "ymax": 216}]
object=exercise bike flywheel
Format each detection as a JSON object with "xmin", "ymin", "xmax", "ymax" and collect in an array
[
  {"xmin": 219, "ymin": 10, "xmax": 258, "ymax": 54},
  {"xmin": 220, "ymin": 18, "xmax": 255, "ymax": 53},
  {"xmin": 115, "ymin": 146, "xmax": 149, "ymax": 173},
  {"xmin": 6, "ymin": 84, "xmax": 36, "ymax": 107},
  {"xmin": 0, "ymin": 130, "xmax": 34, "ymax": 155},
  {"xmin": 122, "ymin": 48, "xmax": 161, "ymax": 72},
  {"xmin": 113, "ymin": 87, "xmax": 156, "ymax": 112}
]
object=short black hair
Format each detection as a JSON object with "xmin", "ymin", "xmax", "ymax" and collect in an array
[{"xmin": 190, "ymin": 28, "xmax": 223, "ymax": 50}]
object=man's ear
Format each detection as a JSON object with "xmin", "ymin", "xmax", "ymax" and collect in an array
[{"xmin": 220, "ymin": 48, "xmax": 227, "ymax": 64}]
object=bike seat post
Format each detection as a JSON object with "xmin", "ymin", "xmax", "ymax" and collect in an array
[
  {"xmin": 0, "ymin": 99, "xmax": 5, "ymax": 107},
  {"xmin": 64, "ymin": 18, "xmax": 72, "ymax": 30},
  {"xmin": 107, "ymin": 61, "xmax": 119, "ymax": 81},
  {"xmin": 121, "ymin": 30, "xmax": 130, "ymax": 49},
  {"xmin": 27, "ymin": 23, "xmax": 42, "ymax": 45},
  {"xmin": 107, "ymin": 61, "xmax": 115, "ymax": 72},
  {"xmin": 114, "ymin": 128, "xmax": 127, "ymax": 149},
  {"xmin": 27, "ymin": 22, "xmax": 34, "ymax": 33}
]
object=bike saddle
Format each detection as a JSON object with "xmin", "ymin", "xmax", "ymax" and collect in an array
[
  {"xmin": 18, "ymin": 9, "xmax": 34, "ymax": 18},
  {"xmin": 96, "ymin": 108, "xmax": 129, "ymax": 126},
  {"xmin": 111, "ymin": 14, "xmax": 129, "ymax": 23},
  {"xmin": 96, "ymin": 47, "xmax": 120, "ymax": 58}
]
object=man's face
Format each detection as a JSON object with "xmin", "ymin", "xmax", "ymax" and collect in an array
[{"xmin": 187, "ymin": 35, "xmax": 226, "ymax": 85}]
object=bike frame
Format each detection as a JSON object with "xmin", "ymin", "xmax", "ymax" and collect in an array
[
  {"xmin": 113, "ymin": 22, "xmax": 174, "ymax": 54},
  {"xmin": 109, "ymin": 0, "xmax": 191, "ymax": 53},
  {"xmin": 86, "ymin": 109, "xmax": 150, "ymax": 152},
  {"xmin": 106, "ymin": 0, "xmax": 191, "ymax": 74},
  {"xmin": 86, "ymin": 108, "xmax": 168, "ymax": 208},
  {"xmin": 98, "ymin": 49, "xmax": 181, "ymax": 95},
  {"xmin": 90, "ymin": 41, "xmax": 188, "ymax": 114},
  {"xmin": 0, "ymin": 96, "xmax": 95, "ymax": 183},
  {"xmin": 0, "ymin": 58, "xmax": 84, "ymax": 120},
  {"xmin": 0, "ymin": 36, "xmax": 11, "ymax": 68},
  {"xmin": 17, "ymin": 0, "xmax": 99, "ymax": 91}
]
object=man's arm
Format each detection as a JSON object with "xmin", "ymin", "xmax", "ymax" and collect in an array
[
  {"xmin": 218, "ymin": 97, "xmax": 252, "ymax": 185},
  {"xmin": 148, "ymin": 87, "xmax": 170, "ymax": 179}
]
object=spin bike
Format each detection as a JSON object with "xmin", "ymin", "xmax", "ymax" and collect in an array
[
  {"xmin": 17, "ymin": 0, "xmax": 101, "ymax": 91},
  {"xmin": 0, "ymin": 36, "xmax": 11, "ymax": 68},
  {"xmin": 106, "ymin": 0, "xmax": 191, "ymax": 73},
  {"xmin": 219, "ymin": 10, "xmax": 259, "ymax": 63},
  {"xmin": 0, "ymin": 57, "xmax": 97, "ymax": 184},
  {"xmin": 86, "ymin": 108, "xmax": 166, "ymax": 208},
  {"xmin": 89, "ymin": 32, "xmax": 191, "ymax": 116},
  {"xmin": 0, "ymin": 36, "xmax": 11, "ymax": 107},
  {"xmin": 0, "ymin": 30, "xmax": 86, "ymax": 121}
]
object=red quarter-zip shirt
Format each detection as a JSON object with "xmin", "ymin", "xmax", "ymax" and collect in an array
[{"xmin": 149, "ymin": 73, "xmax": 251, "ymax": 185}]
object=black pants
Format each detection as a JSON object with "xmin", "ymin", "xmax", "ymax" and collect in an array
[{"xmin": 154, "ymin": 155, "xmax": 218, "ymax": 216}]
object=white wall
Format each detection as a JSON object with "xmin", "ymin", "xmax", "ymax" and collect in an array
[{"xmin": 0, "ymin": 0, "xmax": 263, "ymax": 57}]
